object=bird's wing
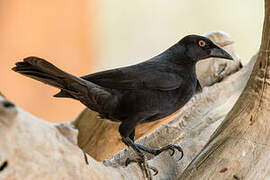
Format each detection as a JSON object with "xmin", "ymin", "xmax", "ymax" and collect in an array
[{"xmin": 81, "ymin": 63, "xmax": 183, "ymax": 91}]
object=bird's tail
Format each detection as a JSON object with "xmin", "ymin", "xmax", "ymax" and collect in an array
[{"xmin": 12, "ymin": 56, "xmax": 117, "ymax": 113}]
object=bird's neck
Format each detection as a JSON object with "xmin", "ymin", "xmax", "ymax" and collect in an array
[
  {"xmin": 182, "ymin": 62, "xmax": 197, "ymax": 80},
  {"xmin": 155, "ymin": 44, "xmax": 198, "ymax": 78},
  {"xmin": 162, "ymin": 46, "xmax": 198, "ymax": 79},
  {"xmin": 166, "ymin": 44, "xmax": 197, "ymax": 66}
]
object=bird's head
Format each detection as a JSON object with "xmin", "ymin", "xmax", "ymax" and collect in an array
[{"xmin": 176, "ymin": 35, "xmax": 233, "ymax": 62}]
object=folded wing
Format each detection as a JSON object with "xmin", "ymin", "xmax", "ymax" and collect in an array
[{"xmin": 81, "ymin": 62, "xmax": 184, "ymax": 91}]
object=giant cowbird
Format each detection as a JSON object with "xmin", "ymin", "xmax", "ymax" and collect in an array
[{"xmin": 12, "ymin": 35, "xmax": 233, "ymax": 178}]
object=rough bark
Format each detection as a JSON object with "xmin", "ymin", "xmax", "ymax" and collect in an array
[
  {"xmin": 0, "ymin": 96, "xmax": 125, "ymax": 180},
  {"xmin": 180, "ymin": 1, "xmax": 270, "ymax": 179}
]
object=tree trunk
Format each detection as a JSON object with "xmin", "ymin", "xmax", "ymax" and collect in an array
[{"xmin": 180, "ymin": 0, "xmax": 270, "ymax": 179}]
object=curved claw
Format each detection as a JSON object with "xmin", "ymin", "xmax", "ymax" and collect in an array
[
  {"xmin": 179, "ymin": 148, "xmax": 184, "ymax": 161},
  {"xmin": 158, "ymin": 144, "xmax": 183, "ymax": 160},
  {"xmin": 125, "ymin": 158, "xmax": 141, "ymax": 167},
  {"xmin": 170, "ymin": 145, "xmax": 184, "ymax": 160},
  {"xmin": 171, "ymin": 145, "xmax": 184, "ymax": 160},
  {"xmin": 125, "ymin": 158, "xmax": 132, "ymax": 167},
  {"xmin": 169, "ymin": 148, "xmax": 175, "ymax": 156},
  {"xmin": 83, "ymin": 152, "xmax": 89, "ymax": 165},
  {"xmin": 125, "ymin": 157, "xmax": 158, "ymax": 178},
  {"xmin": 149, "ymin": 165, "xmax": 158, "ymax": 176}
]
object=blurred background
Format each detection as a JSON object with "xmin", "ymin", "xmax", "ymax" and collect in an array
[{"xmin": 0, "ymin": 0, "xmax": 264, "ymax": 122}]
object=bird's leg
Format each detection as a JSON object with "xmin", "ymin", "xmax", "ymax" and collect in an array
[
  {"xmin": 119, "ymin": 122, "xmax": 157, "ymax": 179},
  {"xmin": 135, "ymin": 143, "xmax": 184, "ymax": 160},
  {"xmin": 124, "ymin": 125, "xmax": 183, "ymax": 160},
  {"xmin": 122, "ymin": 137, "xmax": 157, "ymax": 179}
]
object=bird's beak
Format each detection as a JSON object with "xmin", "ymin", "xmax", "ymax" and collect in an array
[{"xmin": 209, "ymin": 45, "xmax": 233, "ymax": 60}]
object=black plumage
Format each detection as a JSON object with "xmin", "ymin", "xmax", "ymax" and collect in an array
[{"xmin": 12, "ymin": 35, "xmax": 233, "ymax": 178}]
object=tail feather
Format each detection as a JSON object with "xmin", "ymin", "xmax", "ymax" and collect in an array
[
  {"xmin": 12, "ymin": 56, "xmax": 117, "ymax": 114},
  {"xmin": 12, "ymin": 58, "xmax": 66, "ymax": 89},
  {"xmin": 53, "ymin": 90, "xmax": 72, "ymax": 98}
]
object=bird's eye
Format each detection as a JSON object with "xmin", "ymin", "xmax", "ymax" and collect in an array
[{"xmin": 198, "ymin": 40, "xmax": 206, "ymax": 47}]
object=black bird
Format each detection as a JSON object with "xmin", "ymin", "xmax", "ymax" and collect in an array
[{"xmin": 12, "ymin": 35, "xmax": 233, "ymax": 178}]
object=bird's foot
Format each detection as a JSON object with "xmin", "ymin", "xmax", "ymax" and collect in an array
[
  {"xmin": 122, "ymin": 137, "xmax": 157, "ymax": 179},
  {"xmin": 125, "ymin": 154, "xmax": 158, "ymax": 180},
  {"xmin": 122, "ymin": 137, "xmax": 183, "ymax": 179},
  {"xmin": 135, "ymin": 143, "xmax": 184, "ymax": 160}
]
